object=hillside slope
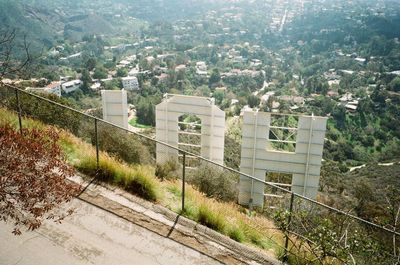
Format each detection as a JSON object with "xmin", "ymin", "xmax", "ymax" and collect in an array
[{"xmin": 0, "ymin": 0, "xmax": 56, "ymax": 49}]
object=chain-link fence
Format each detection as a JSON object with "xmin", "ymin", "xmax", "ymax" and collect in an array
[
  {"xmin": 263, "ymin": 185, "xmax": 400, "ymax": 263},
  {"xmin": 1, "ymin": 84, "xmax": 399, "ymax": 264}
]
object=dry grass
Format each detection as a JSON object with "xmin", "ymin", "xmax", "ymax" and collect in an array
[
  {"xmin": 0, "ymin": 107, "xmax": 285, "ymax": 258},
  {"xmin": 162, "ymin": 180, "xmax": 284, "ymax": 255},
  {"xmin": 62, "ymin": 133, "xmax": 160, "ymax": 202},
  {"xmin": 0, "ymin": 109, "xmax": 45, "ymax": 130},
  {"xmin": 0, "ymin": 108, "xmax": 160, "ymax": 202}
]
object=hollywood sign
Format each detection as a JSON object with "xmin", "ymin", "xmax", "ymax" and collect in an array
[
  {"xmin": 101, "ymin": 90, "xmax": 128, "ymax": 129},
  {"xmin": 102, "ymin": 92, "xmax": 327, "ymax": 207},
  {"xmin": 156, "ymin": 94, "xmax": 225, "ymax": 167}
]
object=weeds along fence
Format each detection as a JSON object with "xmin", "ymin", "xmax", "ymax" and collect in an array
[{"xmin": 1, "ymin": 84, "xmax": 399, "ymax": 264}]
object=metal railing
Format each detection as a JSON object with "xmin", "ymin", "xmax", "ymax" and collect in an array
[{"xmin": 1, "ymin": 83, "xmax": 399, "ymax": 264}]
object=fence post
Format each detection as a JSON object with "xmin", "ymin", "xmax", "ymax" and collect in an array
[
  {"xmin": 94, "ymin": 118, "xmax": 99, "ymax": 170},
  {"xmin": 182, "ymin": 152, "xmax": 186, "ymax": 212},
  {"xmin": 283, "ymin": 192, "xmax": 295, "ymax": 261},
  {"xmin": 15, "ymin": 89, "xmax": 23, "ymax": 134}
]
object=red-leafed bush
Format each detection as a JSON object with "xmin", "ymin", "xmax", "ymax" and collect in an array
[{"xmin": 0, "ymin": 124, "xmax": 80, "ymax": 234}]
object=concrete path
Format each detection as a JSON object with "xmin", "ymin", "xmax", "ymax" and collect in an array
[
  {"xmin": 0, "ymin": 175, "xmax": 279, "ymax": 265},
  {"xmin": 0, "ymin": 198, "xmax": 221, "ymax": 265}
]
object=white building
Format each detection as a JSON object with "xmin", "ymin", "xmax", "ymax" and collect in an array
[
  {"xmin": 355, "ymin": 57, "xmax": 366, "ymax": 64},
  {"xmin": 26, "ymin": 81, "xmax": 62, "ymax": 97},
  {"xmin": 61, "ymin": 80, "xmax": 82, "ymax": 94},
  {"xmin": 45, "ymin": 82, "xmax": 62, "ymax": 97},
  {"xmin": 196, "ymin": 61, "xmax": 207, "ymax": 71},
  {"xmin": 339, "ymin": 93, "xmax": 353, "ymax": 102},
  {"xmin": 122, "ymin": 76, "xmax": 140, "ymax": 90},
  {"xmin": 90, "ymin": 82, "xmax": 101, "ymax": 91},
  {"xmin": 128, "ymin": 67, "xmax": 140, "ymax": 77},
  {"xmin": 196, "ymin": 61, "xmax": 208, "ymax": 75},
  {"xmin": 250, "ymin": 59, "xmax": 262, "ymax": 67},
  {"xmin": 261, "ymin": 91, "xmax": 275, "ymax": 103},
  {"xmin": 175, "ymin": 64, "xmax": 186, "ymax": 71}
]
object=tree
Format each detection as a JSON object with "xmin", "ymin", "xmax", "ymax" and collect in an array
[
  {"xmin": 319, "ymin": 161, "xmax": 344, "ymax": 193},
  {"xmin": 209, "ymin": 68, "xmax": 221, "ymax": 86},
  {"xmin": 389, "ymin": 76, "xmax": 400, "ymax": 92},
  {"xmin": 195, "ymin": 85, "xmax": 211, "ymax": 97},
  {"xmin": 213, "ymin": 90, "xmax": 224, "ymax": 105},
  {"xmin": 81, "ymin": 69, "xmax": 92, "ymax": 94},
  {"xmin": 0, "ymin": 29, "xmax": 33, "ymax": 81},
  {"xmin": 85, "ymin": 58, "xmax": 97, "ymax": 71},
  {"xmin": 332, "ymin": 105, "xmax": 346, "ymax": 128},
  {"xmin": 16, "ymin": 93, "xmax": 82, "ymax": 134},
  {"xmin": 190, "ymin": 164, "xmax": 237, "ymax": 202},
  {"xmin": 0, "ymin": 125, "xmax": 80, "ymax": 234},
  {"xmin": 93, "ymin": 66, "xmax": 108, "ymax": 79},
  {"xmin": 383, "ymin": 186, "xmax": 400, "ymax": 256},
  {"xmin": 136, "ymin": 98, "xmax": 155, "ymax": 126},
  {"xmin": 116, "ymin": 68, "xmax": 128, "ymax": 78},
  {"xmin": 92, "ymin": 124, "xmax": 152, "ymax": 165},
  {"xmin": 247, "ymin": 94, "xmax": 260, "ymax": 108},
  {"xmin": 43, "ymin": 71, "xmax": 60, "ymax": 81}
]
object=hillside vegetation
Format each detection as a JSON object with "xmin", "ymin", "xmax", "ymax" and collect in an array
[
  {"xmin": 0, "ymin": 106, "xmax": 284, "ymax": 259},
  {"xmin": 0, "ymin": 0, "xmax": 147, "ymax": 51}
]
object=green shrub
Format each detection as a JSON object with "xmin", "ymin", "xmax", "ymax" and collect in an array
[
  {"xmin": 76, "ymin": 156, "xmax": 118, "ymax": 182},
  {"xmin": 19, "ymin": 92, "xmax": 82, "ymax": 134},
  {"xmin": 125, "ymin": 166, "xmax": 159, "ymax": 201},
  {"xmin": 76, "ymin": 156, "xmax": 159, "ymax": 201},
  {"xmin": 228, "ymin": 227, "xmax": 245, "ymax": 242},
  {"xmin": 180, "ymin": 200, "xmax": 198, "ymax": 219},
  {"xmin": 190, "ymin": 163, "xmax": 238, "ymax": 202},
  {"xmin": 197, "ymin": 203, "xmax": 226, "ymax": 232},
  {"xmin": 155, "ymin": 159, "xmax": 180, "ymax": 180},
  {"xmin": 94, "ymin": 124, "xmax": 153, "ymax": 165},
  {"xmin": 240, "ymin": 222, "xmax": 273, "ymax": 249}
]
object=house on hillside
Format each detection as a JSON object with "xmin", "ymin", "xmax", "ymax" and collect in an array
[
  {"xmin": 122, "ymin": 76, "xmax": 140, "ymax": 91},
  {"xmin": 327, "ymin": 90, "xmax": 339, "ymax": 98},
  {"xmin": 261, "ymin": 91, "xmax": 275, "ymax": 104},
  {"xmin": 146, "ymin": 56, "xmax": 155, "ymax": 64},
  {"xmin": 26, "ymin": 81, "xmax": 62, "ymax": 97},
  {"xmin": 128, "ymin": 67, "xmax": 140, "ymax": 77},
  {"xmin": 271, "ymin": 101, "xmax": 280, "ymax": 112},
  {"xmin": 45, "ymin": 82, "xmax": 62, "ymax": 97},
  {"xmin": 196, "ymin": 61, "xmax": 208, "ymax": 75},
  {"xmin": 117, "ymin": 60, "xmax": 131, "ymax": 68},
  {"xmin": 278, "ymin": 95, "xmax": 305, "ymax": 105},
  {"xmin": 231, "ymin": 99, "xmax": 239, "ymax": 106},
  {"xmin": 175, "ymin": 64, "xmax": 186, "ymax": 72},
  {"xmin": 61, "ymin": 80, "xmax": 82, "ymax": 94},
  {"xmin": 157, "ymin": 73, "xmax": 169, "ymax": 83},
  {"xmin": 215, "ymin": 86, "xmax": 227, "ymax": 93},
  {"xmin": 90, "ymin": 82, "xmax": 101, "ymax": 91},
  {"xmin": 250, "ymin": 59, "xmax": 262, "ymax": 67},
  {"xmin": 345, "ymin": 99, "xmax": 359, "ymax": 112},
  {"xmin": 339, "ymin": 93, "xmax": 353, "ymax": 103}
]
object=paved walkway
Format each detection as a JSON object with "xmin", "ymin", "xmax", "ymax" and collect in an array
[
  {"xmin": 1, "ymin": 176, "xmax": 278, "ymax": 265},
  {"xmin": 0, "ymin": 198, "xmax": 221, "ymax": 265}
]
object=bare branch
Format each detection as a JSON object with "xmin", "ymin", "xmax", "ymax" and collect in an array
[{"xmin": 0, "ymin": 29, "xmax": 35, "ymax": 80}]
